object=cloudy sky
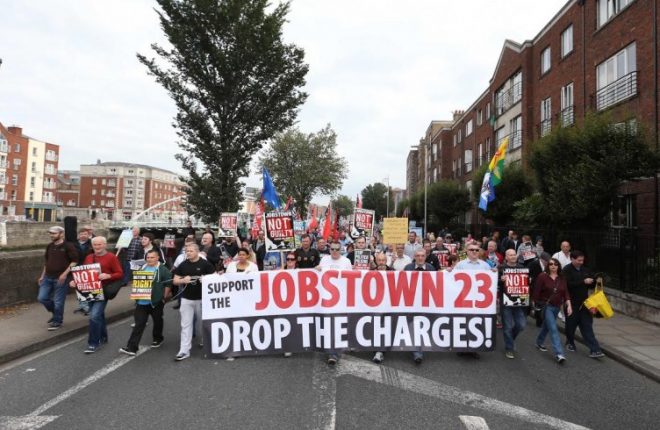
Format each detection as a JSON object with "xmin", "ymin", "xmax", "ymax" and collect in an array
[{"xmin": 0, "ymin": 0, "xmax": 567, "ymax": 203}]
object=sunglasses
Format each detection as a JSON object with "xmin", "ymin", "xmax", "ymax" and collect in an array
[
  {"xmin": 330, "ymin": 247, "xmax": 341, "ymax": 251},
  {"xmin": 468, "ymin": 248, "xmax": 480, "ymax": 252},
  {"xmin": 286, "ymin": 258, "xmax": 296, "ymax": 261}
]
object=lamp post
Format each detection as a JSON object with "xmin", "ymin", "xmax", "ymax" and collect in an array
[{"xmin": 383, "ymin": 176, "xmax": 390, "ymax": 217}]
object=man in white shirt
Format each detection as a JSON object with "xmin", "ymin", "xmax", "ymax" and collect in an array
[
  {"xmin": 391, "ymin": 244, "xmax": 412, "ymax": 271},
  {"xmin": 454, "ymin": 244, "xmax": 493, "ymax": 271},
  {"xmin": 316, "ymin": 242, "xmax": 353, "ymax": 271},
  {"xmin": 404, "ymin": 232, "xmax": 422, "ymax": 259},
  {"xmin": 552, "ymin": 241, "xmax": 572, "ymax": 268}
]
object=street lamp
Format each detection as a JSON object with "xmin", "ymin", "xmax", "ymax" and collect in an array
[{"xmin": 383, "ymin": 176, "xmax": 390, "ymax": 217}]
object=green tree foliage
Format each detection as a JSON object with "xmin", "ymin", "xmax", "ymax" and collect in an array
[
  {"xmin": 259, "ymin": 125, "xmax": 347, "ymax": 217},
  {"xmin": 361, "ymin": 183, "xmax": 391, "ymax": 219},
  {"xmin": 472, "ymin": 163, "xmax": 535, "ymax": 225},
  {"xmin": 529, "ymin": 114, "xmax": 658, "ymax": 227},
  {"xmin": 138, "ymin": 0, "xmax": 308, "ymax": 222},
  {"xmin": 427, "ymin": 180, "xmax": 471, "ymax": 227},
  {"xmin": 331, "ymin": 194, "xmax": 355, "ymax": 218}
]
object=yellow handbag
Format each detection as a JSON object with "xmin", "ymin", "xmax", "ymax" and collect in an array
[{"xmin": 583, "ymin": 277, "xmax": 614, "ymax": 319}]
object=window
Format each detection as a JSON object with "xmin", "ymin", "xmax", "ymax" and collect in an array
[
  {"xmin": 14, "ymin": 144, "xmax": 20, "ymax": 152},
  {"xmin": 32, "ymin": 147, "xmax": 37, "ymax": 156},
  {"xmin": 486, "ymin": 102, "xmax": 491, "ymax": 120},
  {"xmin": 453, "ymin": 134, "xmax": 457, "ymax": 147},
  {"xmin": 466, "ymin": 119, "xmax": 474, "ymax": 136},
  {"xmin": 561, "ymin": 83, "xmax": 574, "ymax": 126},
  {"xmin": 596, "ymin": 43, "xmax": 637, "ymax": 110},
  {"xmin": 29, "ymin": 191, "xmax": 34, "ymax": 201},
  {"xmin": 458, "ymin": 129, "xmax": 462, "ymax": 143},
  {"xmin": 12, "ymin": 174, "xmax": 17, "ymax": 185},
  {"xmin": 510, "ymin": 116, "xmax": 522, "ymax": 149},
  {"xmin": 598, "ymin": 0, "xmax": 634, "ymax": 28},
  {"xmin": 432, "ymin": 143, "xmax": 437, "ymax": 161},
  {"xmin": 128, "ymin": 170, "xmax": 134, "ymax": 174},
  {"xmin": 31, "ymin": 162, "xmax": 36, "ymax": 172},
  {"xmin": 102, "ymin": 179, "xmax": 106, "ymax": 185},
  {"xmin": 92, "ymin": 179, "xmax": 97, "ymax": 185},
  {"xmin": 30, "ymin": 177, "xmax": 35, "ymax": 188},
  {"xmin": 485, "ymin": 137, "xmax": 491, "ymax": 161},
  {"xmin": 541, "ymin": 47, "xmax": 551, "ymax": 74},
  {"xmin": 464, "ymin": 149, "xmax": 473, "ymax": 173},
  {"xmin": 91, "ymin": 199, "xmax": 96, "ymax": 206},
  {"xmin": 101, "ymin": 189, "xmax": 105, "ymax": 196},
  {"xmin": 611, "ymin": 194, "xmax": 636, "ymax": 227},
  {"xmin": 561, "ymin": 25, "xmax": 573, "ymax": 57},
  {"xmin": 541, "ymin": 97, "xmax": 552, "ymax": 136},
  {"xmin": 92, "ymin": 189, "xmax": 97, "ymax": 195},
  {"xmin": 100, "ymin": 200, "xmax": 105, "ymax": 206},
  {"xmin": 495, "ymin": 127, "xmax": 506, "ymax": 145},
  {"xmin": 477, "ymin": 143, "xmax": 483, "ymax": 166}
]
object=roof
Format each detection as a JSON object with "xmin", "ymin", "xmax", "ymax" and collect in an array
[{"xmin": 80, "ymin": 161, "xmax": 179, "ymax": 176}]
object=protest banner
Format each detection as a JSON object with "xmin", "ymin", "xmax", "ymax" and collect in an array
[
  {"xmin": 353, "ymin": 249, "xmax": 371, "ymax": 270},
  {"xmin": 263, "ymin": 251, "xmax": 284, "ymax": 271},
  {"xmin": 382, "ymin": 218, "xmax": 408, "ymax": 244},
  {"xmin": 202, "ymin": 269, "xmax": 497, "ymax": 358},
  {"xmin": 71, "ymin": 263, "xmax": 104, "ymax": 301},
  {"xmin": 163, "ymin": 234, "xmax": 176, "ymax": 249},
  {"xmin": 116, "ymin": 229, "xmax": 133, "ymax": 249},
  {"xmin": 218, "ymin": 213, "xmax": 238, "ymax": 237},
  {"xmin": 350, "ymin": 208, "xmax": 375, "ymax": 239},
  {"xmin": 502, "ymin": 267, "xmax": 530, "ymax": 306},
  {"xmin": 444, "ymin": 243, "xmax": 458, "ymax": 255},
  {"xmin": 433, "ymin": 250, "xmax": 450, "ymax": 268},
  {"xmin": 293, "ymin": 220, "xmax": 307, "ymax": 248},
  {"xmin": 130, "ymin": 270, "xmax": 155, "ymax": 301},
  {"xmin": 265, "ymin": 211, "xmax": 295, "ymax": 252}
]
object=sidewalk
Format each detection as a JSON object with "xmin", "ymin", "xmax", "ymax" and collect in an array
[
  {"xmin": 0, "ymin": 287, "xmax": 135, "ymax": 365},
  {"xmin": 1, "ymin": 293, "xmax": 659, "ymax": 382}
]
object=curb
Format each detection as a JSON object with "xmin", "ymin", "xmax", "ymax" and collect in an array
[{"xmin": 0, "ymin": 308, "xmax": 134, "ymax": 366}]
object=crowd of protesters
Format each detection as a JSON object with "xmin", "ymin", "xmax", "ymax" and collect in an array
[{"xmin": 38, "ymin": 223, "xmax": 605, "ymax": 366}]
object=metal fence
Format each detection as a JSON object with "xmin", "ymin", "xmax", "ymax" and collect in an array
[{"xmin": 466, "ymin": 225, "xmax": 660, "ymax": 301}]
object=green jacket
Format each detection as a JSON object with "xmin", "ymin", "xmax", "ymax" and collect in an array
[{"xmin": 143, "ymin": 263, "xmax": 172, "ymax": 306}]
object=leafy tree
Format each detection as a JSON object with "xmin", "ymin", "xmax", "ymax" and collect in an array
[
  {"xmin": 472, "ymin": 163, "xmax": 535, "ymax": 225},
  {"xmin": 138, "ymin": 0, "xmax": 308, "ymax": 222},
  {"xmin": 361, "ymin": 182, "xmax": 392, "ymax": 219},
  {"xmin": 427, "ymin": 180, "xmax": 471, "ymax": 227},
  {"xmin": 528, "ymin": 113, "xmax": 658, "ymax": 227},
  {"xmin": 259, "ymin": 125, "xmax": 347, "ymax": 217},
  {"xmin": 331, "ymin": 194, "xmax": 355, "ymax": 218}
]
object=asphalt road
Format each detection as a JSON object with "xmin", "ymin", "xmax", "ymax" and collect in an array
[{"xmin": 1, "ymin": 309, "xmax": 658, "ymax": 430}]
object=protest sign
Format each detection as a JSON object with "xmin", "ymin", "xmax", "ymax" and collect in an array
[
  {"xmin": 218, "ymin": 213, "xmax": 238, "ymax": 237},
  {"xmin": 353, "ymin": 249, "xmax": 371, "ymax": 270},
  {"xmin": 444, "ymin": 243, "xmax": 458, "ymax": 255},
  {"xmin": 382, "ymin": 218, "xmax": 408, "ymax": 244},
  {"xmin": 116, "ymin": 229, "xmax": 133, "ymax": 249},
  {"xmin": 71, "ymin": 263, "xmax": 104, "ymax": 301},
  {"xmin": 163, "ymin": 234, "xmax": 176, "ymax": 249},
  {"xmin": 263, "ymin": 251, "xmax": 284, "ymax": 271},
  {"xmin": 293, "ymin": 220, "xmax": 307, "ymax": 248},
  {"xmin": 502, "ymin": 268, "xmax": 530, "ymax": 306},
  {"xmin": 433, "ymin": 250, "xmax": 450, "ymax": 268},
  {"xmin": 411, "ymin": 227, "xmax": 424, "ymax": 240},
  {"xmin": 131, "ymin": 270, "xmax": 155, "ymax": 301},
  {"xmin": 350, "ymin": 208, "xmax": 375, "ymax": 239},
  {"xmin": 202, "ymin": 269, "xmax": 497, "ymax": 358},
  {"xmin": 265, "ymin": 211, "xmax": 295, "ymax": 252}
]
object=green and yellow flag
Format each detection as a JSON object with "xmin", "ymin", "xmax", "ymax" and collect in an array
[{"xmin": 488, "ymin": 137, "xmax": 509, "ymax": 186}]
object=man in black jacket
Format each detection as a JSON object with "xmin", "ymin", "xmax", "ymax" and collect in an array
[
  {"xmin": 403, "ymin": 249, "xmax": 436, "ymax": 363},
  {"xmin": 563, "ymin": 250, "xmax": 605, "ymax": 358},
  {"xmin": 251, "ymin": 230, "xmax": 267, "ymax": 270}
]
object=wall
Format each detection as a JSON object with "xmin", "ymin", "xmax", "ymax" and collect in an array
[
  {"xmin": 0, "ymin": 222, "xmax": 110, "ymax": 249},
  {"xmin": 605, "ymin": 287, "xmax": 660, "ymax": 326},
  {"xmin": 0, "ymin": 250, "xmax": 44, "ymax": 306}
]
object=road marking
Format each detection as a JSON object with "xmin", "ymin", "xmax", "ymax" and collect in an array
[
  {"xmin": 338, "ymin": 357, "xmax": 590, "ymax": 430},
  {"xmin": 311, "ymin": 354, "xmax": 337, "ymax": 430},
  {"xmin": 459, "ymin": 415, "xmax": 490, "ymax": 430},
  {"xmin": 0, "ymin": 415, "xmax": 59, "ymax": 430}
]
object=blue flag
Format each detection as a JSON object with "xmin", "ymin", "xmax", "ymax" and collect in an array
[
  {"xmin": 262, "ymin": 168, "xmax": 281, "ymax": 209},
  {"xmin": 478, "ymin": 172, "xmax": 496, "ymax": 211}
]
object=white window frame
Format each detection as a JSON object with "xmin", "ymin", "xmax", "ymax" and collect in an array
[
  {"xmin": 541, "ymin": 47, "xmax": 551, "ymax": 74},
  {"xmin": 561, "ymin": 82, "xmax": 574, "ymax": 126},
  {"xmin": 597, "ymin": 43, "xmax": 636, "ymax": 90},
  {"xmin": 510, "ymin": 116, "xmax": 522, "ymax": 149},
  {"xmin": 598, "ymin": 0, "xmax": 634, "ymax": 28},
  {"xmin": 477, "ymin": 109, "xmax": 483, "ymax": 126},
  {"xmin": 466, "ymin": 119, "xmax": 474, "ymax": 136},
  {"xmin": 561, "ymin": 25, "xmax": 573, "ymax": 58},
  {"xmin": 541, "ymin": 97, "xmax": 552, "ymax": 136}
]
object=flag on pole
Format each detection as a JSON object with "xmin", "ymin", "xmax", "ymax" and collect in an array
[
  {"xmin": 262, "ymin": 168, "xmax": 281, "ymax": 209},
  {"xmin": 308, "ymin": 206, "xmax": 318, "ymax": 231},
  {"xmin": 284, "ymin": 196, "xmax": 293, "ymax": 211},
  {"xmin": 322, "ymin": 205, "xmax": 332, "ymax": 240},
  {"xmin": 478, "ymin": 172, "xmax": 496, "ymax": 211},
  {"xmin": 356, "ymin": 194, "xmax": 362, "ymax": 208},
  {"xmin": 479, "ymin": 137, "xmax": 509, "ymax": 211}
]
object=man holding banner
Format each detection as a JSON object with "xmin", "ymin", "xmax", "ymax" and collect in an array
[
  {"xmin": 119, "ymin": 249, "xmax": 173, "ymax": 356},
  {"xmin": 499, "ymin": 249, "xmax": 529, "ymax": 359}
]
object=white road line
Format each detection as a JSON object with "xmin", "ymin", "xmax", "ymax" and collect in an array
[
  {"xmin": 338, "ymin": 357, "xmax": 590, "ymax": 430},
  {"xmin": 311, "ymin": 354, "xmax": 337, "ymax": 430},
  {"xmin": 0, "ymin": 415, "xmax": 59, "ymax": 430},
  {"xmin": 29, "ymin": 347, "xmax": 147, "ymax": 416},
  {"xmin": 459, "ymin": 415, "xmax": 490, "ymax": 430}
]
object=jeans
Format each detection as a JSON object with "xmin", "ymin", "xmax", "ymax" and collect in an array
[
  {"xmin": 87, "ymin": 300, "xmax": 108, "ymax": 347},
  {"xmin": 178, "ymin": 298, "xmax": 202, "ymax": 355},
  {"xmin": 536, "ymin": 305, "xmax": 563, "ymax": 355},
  {"xmin": 501, "ymin": 306, "xmax": 527, "ymax": 351},
  {"xmin": 126, "ymin": 302, "xmax": 164, "ymax": 352},
  {"xmin": 38, "ymin": 276, "xmax": 68, "ymax": 325},
  {"xmin": 565, "ymin": 306, "xmax": 602, "ymax": 353},
  {"xmin": 122, "ymin": 260, "xmax": 132, "ymax": 285}
]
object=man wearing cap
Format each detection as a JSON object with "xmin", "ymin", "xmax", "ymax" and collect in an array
[{"xmin": 38, "ymin": 226, "xmax": 79, "ymax": 330}]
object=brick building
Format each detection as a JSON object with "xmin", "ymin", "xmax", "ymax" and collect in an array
[
  {"xmin": 56, "ymin": 170, "xmax": 80, "ymax": 208},
  {"xmin": 0, "ymin": 122, "xmax": 59, "ymax": 221},
  {"xmin": 79, "ymin": 161, "xmax": 187, "ymax": 221},
  {"xmin": 407, "ymin": 0, "xmax": 660, "ymax": 234}
]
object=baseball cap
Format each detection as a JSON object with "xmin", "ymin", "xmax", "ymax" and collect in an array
[{"xmin": 48, "ymin": 226, "xmax": 64, "ymax": 233}]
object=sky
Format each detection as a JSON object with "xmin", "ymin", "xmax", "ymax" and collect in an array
[{"xmin": 0, "ymin": 0, "xmax": 568, "ymax": 204}]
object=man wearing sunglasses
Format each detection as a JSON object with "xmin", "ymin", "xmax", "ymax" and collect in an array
[{"xmin": 403, "ymin": 249, "xmax": 437, "ymax": 363}]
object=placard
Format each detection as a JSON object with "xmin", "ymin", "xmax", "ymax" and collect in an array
[
  {"xmin": 218, "ymin": 213, "xmax": 238, "ymax": 237},
  {"xmin": 202, "ymin": 269, "xmax": 497, "ymax": 358},
  {"xmin": 502, "ymin": 267, "xmax": 530, "ymax": 306},
  {"xmin": 433, "ymin": 250, "xmax": 450, "ymax": 268},
  {"xmin": 263, "ymin": 251, "xmax": 284, "ymax": 271},
  {"xmin": 293, "ymin": 220, "xmax": 307, "ymax": 248},
  {"xmin": 265, "ymin": 211, "xmax": 295, "ymax": 252},
  {"xmin": 163, "ymin": 234, "xmax": 176, "ymax": 249},
  {"xmin": 71, "ymin": 263, "xmax": 104, "ymax": 301},
  {"xmin": 353, "ymin": 249, "xmax": 371, "ymax": 270},
  {"xmin": 351, "ymin": 208, "xmax": 375, "ymax": 238},
  {"xmin": 131, "ymin": 270, "xmax": 155, "ymax": 301},
  {"xmin": 382, "ymin": 218, "xmax": 408, "ymax": 244},
  {"xmin": 116, "ymin": 229, "xmax": 133, "ymax": 249}
]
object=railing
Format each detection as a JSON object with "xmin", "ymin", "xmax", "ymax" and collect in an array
[
  {"xmin": 560, "ymin": 105, "xmax": 574, "ymax": 127},
  {"xmin": 495, "ymin": 82, "xmax": 523, "ymax": 116},
  {"xmin": 596, "ymin": 71, "xmax": 638, "ymax": 111},
  {"xmin": 45, "ymin": 153, "xmax": 58, "ymax": 161},
  {"xmin": 107, "ymin": 180, "xmax": 116, "ymax": 187},
  {"xmin": 43, "ymin": 182, "xmax": 57, "ymax": 189},
  {"xmin": 496, "ymin": 131, "xmax": 521, "ymax": 150},
  {"xmin": 540, "ymin": 119, "xmax": 552, "ymax": 137}
]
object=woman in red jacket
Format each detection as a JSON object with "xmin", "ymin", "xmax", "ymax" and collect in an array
[{"xmin": 533, "ymin": 257, "xmax": 572, "ymax": 364}]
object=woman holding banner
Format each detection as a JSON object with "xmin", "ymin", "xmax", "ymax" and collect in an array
[
  {"xmin": 119, "ymin": 249, "xmax": 172, "ymax": 356},
  {"xmin": 225, "ymin": 247, "xmax": 259, "ymax": 273}
]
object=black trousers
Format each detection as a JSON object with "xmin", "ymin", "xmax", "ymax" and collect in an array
[{"xmin": 126, "ymin": 302, "xmax": 164, "ymax": 352}]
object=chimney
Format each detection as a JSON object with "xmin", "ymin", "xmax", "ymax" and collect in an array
[
  {"xmin": 8, "ymin": 125, "xmax": 22, "ymax": 136},
  {"xmin": 452, "ymin": 110, "xmax": 464, "ymax": 122},
  {"xmin": 96, "ymin": 159, "xmax": 101, "ymax": 165}
]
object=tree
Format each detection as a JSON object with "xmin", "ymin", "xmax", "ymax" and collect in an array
[
  {"xmin": 528, "ymin": 113, "xmax": 658, "ymax": 227},
  {"xmin": 331, "ymin": 194, "xmax": 354, "ymax": 218},
  {"xmin": 426, "ymin": 180, "xmax": 471, "ymax": 227},
  {"xmin": 361, "ymin": 182, "xmax": 391, "ymax": 219},
  {"xmin": 138, "ymin": 0, "xmax": 308, "ymax": 222},
  {"xmin": 471, "ymin": 163, "xmax": 535, "ymax": 225},
  {"xmin": 259, "ymin": 125, "xmax": 347, "ymax": 217}
]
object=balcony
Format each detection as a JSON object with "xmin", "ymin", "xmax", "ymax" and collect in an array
[
  {"xmin": 596, "ymin": 71, "xmax": 638, "ymax": 111},
  {"xmin": 0, "ymin": 143, "xmax": 7, "ymax": 153},
  {"xmin": 45, "ymin": 153, "xmax": 58, "ymax": 162},
  {"xmin": 540, "ymin": 119, "xmax": 552, "ymax": 137},
  {"xmin": 106, "ymin": 192, "xmax": 115, "ymax": 198},
  {"xmin": 107, "ymin": 180, "xmax": 116, "ymax": 187},
  {"xmin": 495, "ymin": 82, "xmax": 523, "ymax": 117},
  {"xmin": 560, "ymin": 105, "xmax": 574, "ymax": 127},
  {"xmin": 0, "ymin": 192, "xmax": 4, "ymax": 200},
  {"xmin": 43, "ymin": 181, "xmax": 57, "ymax": 190}
]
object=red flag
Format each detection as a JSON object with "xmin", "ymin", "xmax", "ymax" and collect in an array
[
  {"xmin": 284, "ymin": 196, "xmax": 293, "ymax": 211},
  {"xmin": 252, "ymin": 194, "xmax": 265, "ymax": 238},
  {"xmin": 322, "ymin": 205, "xmax": 332, "ymax": 240},
  {"xmin": 331, "ymin": 208, "xmax": 339, "ymax": 241},
  {"xmin": 356, "ymin": 194, "xmax": 362, "ymax": 208},
  {"xmin": 308, "ymin": 206, "xmax": 318, "ymax": 231}
]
